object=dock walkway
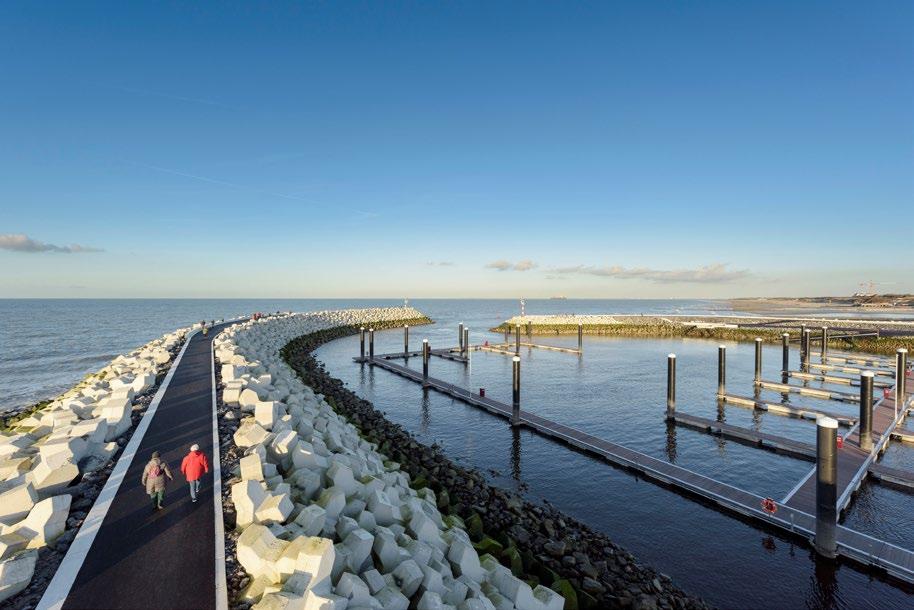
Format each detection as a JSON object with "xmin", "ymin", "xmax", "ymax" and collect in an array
[
  {"xmin": 784, "ymin": 378, "xmax": 912, "ymax": 515},
  {"xmin": 41, "ymin": 323, "xmax": 233, "ymax": 610},
  {"xmin": 359, "ymin": 354, "xmax": 914, "ymax": 582}
]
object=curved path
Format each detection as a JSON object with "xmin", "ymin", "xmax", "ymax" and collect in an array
[{"xmin": 40, "ymin": 323, "xmax": 233, "ymax": 610}]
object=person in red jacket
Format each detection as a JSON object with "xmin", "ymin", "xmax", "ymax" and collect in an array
[{"xmin": 180, "ymin": 443, "xmax": 210, "ymax": 503}]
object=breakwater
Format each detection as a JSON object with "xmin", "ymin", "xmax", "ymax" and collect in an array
[
  {"xmin": 493, "ymin": 315, "xmax": 914, "ymax": 357},
  {"xmin": 214, "ymin": 308, "xmax": 706, "ymax": 610},
  {"xmin": 0, "ymin": 326, "xmax": 191, "ymax": 608}
]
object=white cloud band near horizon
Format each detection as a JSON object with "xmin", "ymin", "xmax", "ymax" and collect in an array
[
  {"xmin": 0, "ymin": 233, "xmax": 103, "ymax": 254},
  {"xmin": 550, "ymin": 263, "xmax": 749, "ymax": 283},
  {"xmin": 486, "ymin": 259, "xmax": 538, "ymax": 272}
]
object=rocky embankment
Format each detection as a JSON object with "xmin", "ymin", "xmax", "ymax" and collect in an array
[
  {"xmin": 214, "ymin": 308, "xmax": 707, "ymax": 610},
  {"xmin": 0, "ymin": 327, "xmax": 192, "ymax": 608}
]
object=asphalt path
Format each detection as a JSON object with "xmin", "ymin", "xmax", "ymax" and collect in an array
[{"xmin": 62, "ymin": 324, "xmax": 229, "ymax": 610}]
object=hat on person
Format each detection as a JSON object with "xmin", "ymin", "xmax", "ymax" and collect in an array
[
  {"xmin": 152, "ymin": 451, "xmax": 160, "ymax": 459},
  {"xmin": 190, "ymin": 444, "xmax": 200, "ymax": 451}
]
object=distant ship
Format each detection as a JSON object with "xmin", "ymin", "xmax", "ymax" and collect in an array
[{"xmin": 549, "ymin": 295, "xmax": 568, "ymax": 300}]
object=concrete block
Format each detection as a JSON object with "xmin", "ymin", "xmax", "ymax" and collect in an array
[
  {"xmin": 38, "ymin": 436, "xmax": 88, "ymax": 465},
  {"xmin": 325, "ymin": 462, "xmax": 358, "ymax": 497},
  {"xmin": 294, "ymin": 537, "xmax": 335, "ymax": 593},
  {"xmin": 32, "ymin": 456, "xmax": 79, "ymax": 497},
  {"xmin": 233, "ymin": 480, "xmax": 269, "ymax": 527},
  {"xmin": 0, "ymin": 484, "xmax": 38, "ymax": 526},
  {"xmin": 18, "ymin": 495, "xmax": 70, "ymax": 548},
  {"xmin": 531, "ymin": 585, "xmax": 563, "ymax": 610},
  {"xmin": 361, "ymin": 569, "xmax": 386, "ymax": 595},
  {"xmin": 366, "ymin": 490, "xmax": 401, "ymax": 527},
  {"xmin": 0, "ymin": 458, "xmax": 31, "ymax": 482},
  {"xmin": 392, "ymin": 559, "xmax": 423, "ymax": 598},
  {"xmin": 416, "ymin": 592, "xmax": 445, "ymax": 610},
  {"xmin": 224, "ymin": 387, "xmax": 243, "ymax": 405},
  {"xmin": 235, "ymin": 423, "xmax": 270, "ymax": 448},
  {"xmin": 0, "ymin": 533, "xmax": 28, "ymax": 561},
  {"xmin": 256, "ymin": 401, "xmax": 283, "ymax": 431},
  {"xmin": 255, "ymin": 493, "xmax": 294, "ymax": 525},
  {"xmin": 316, "ymin": 487, "xmax": 346, "ymax": 521},
  {"xmin": 292, "ymin": 442, "xmax": 329, "ymax": 471},
  {"xmin": 407, "ymin": 510, "xmax": 444, "ymax": 550},
  {"xmin": 336, "ymin": 572, "xmax": 371, "ymax": 606},
  {"xmin": 276, "ymin": 536, "xmax": 311, "ymax": 581},
  {"xmin": 237, "ymin": 524, "xmax": 290, "ymax": 584},
  {"xmin": 269, "ymin": 430, "xmax": 299, "ymax": 470},
  {"xmin": 302, "ymin": 589, "xmax": 349, "ymax": 610},
  {"xmin": 0, "ymin": 550, "xmax": 38, "ymax": 603},
  {"xmin": 240, "ymin": 389, "xmax": 262, "ymax": 412},
  {"xmin": 131, "ymin": 372, "xmax": 156, "ymax": 394},
  {"xmin": 374, "ymin": 585, "xmax": 409, "ymax": 610},
  {"xmin": 447, "ymin": 541, "xmax": 484, "ymax": 583},
  {"xmin": 241, "ymin": 453, "xmax": 266, "ymax": 481},
  {"xmin": 442, "ymin": 578, "xmax": 469, "ymax": 606},
  {"xmin": 294, "ymin": 505, "xmax": 326, "ymax": 537},
  {"xmin": 419, "ymin": 563, "xmax": 446, "ymax": 597},
  {"xmin": 68, "ymin": 418, "xmax": 109, "ymax": 445},
  {"xmin": 342, "ymin": 529, "xmax": 373, "ymax": 572},
  {"xmin": 335, "ymin": 516, "xmax": 359, "ymax": 541},
  {"xmin": 100, "ymin": 395, "xmax": 132, "ymax": 441}
]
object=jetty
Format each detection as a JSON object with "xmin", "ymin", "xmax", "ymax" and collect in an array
[
  {"xmin": 40, "ymin": 322, "xmax": 234, "ymax": 610},
  {"xmin": 357, "ymin": 326, "xmax": 914, "ymax": 583}
]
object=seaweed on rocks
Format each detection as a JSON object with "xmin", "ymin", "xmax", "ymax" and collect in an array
[{"xmin": 279, "ymin": 326, "xmax": 711, "ymax": 610}]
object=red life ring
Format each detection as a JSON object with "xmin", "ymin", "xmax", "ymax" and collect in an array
[{"xmin": 761, "ymin": 498, "xmax": 777, "ymax": 514}]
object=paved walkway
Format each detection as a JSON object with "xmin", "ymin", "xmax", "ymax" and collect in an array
[{"xmin": 50, "ymin": 325, "xmax": 229, "ymax": 610}]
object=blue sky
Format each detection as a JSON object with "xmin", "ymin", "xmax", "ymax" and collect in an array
[{"xmin": 1, "ymin": 1, "xmax": 911, "ymax": 298}]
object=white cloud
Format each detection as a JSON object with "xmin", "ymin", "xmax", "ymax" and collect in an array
[
  {"xmin": 0, "ymin": 233, "xmax": 103, "ymax": 254},
  {"xmin": 486, "ymin": 259, "xmax": 538, "ymax": 272},
  {"xmin": 427, "ymin": 261, "xmax": 455, "ymax": 267},
  {"xmin": 551, "ymin": 263, "xmax": 749, "ymax": 284}
]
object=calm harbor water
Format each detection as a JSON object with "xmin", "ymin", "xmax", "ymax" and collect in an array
[{"xmin": 3, "ymin": 298, "xmax": 913, "ymax": 607}]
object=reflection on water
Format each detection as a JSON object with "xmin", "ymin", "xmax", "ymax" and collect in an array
[{"xmin": 316, "ymin": 304, "xmax": 914, "ymax": 609}]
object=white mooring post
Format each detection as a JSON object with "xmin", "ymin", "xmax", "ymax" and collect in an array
[
  {"xmin": 368, "ymin": 329, "xmax": 375, "ymax": 360},
  {"xmin": 359, "ymin": 327, "xmax": 365, "ymax": 359},
  {"xmin": 404, "ymin": 325, "xmax": 409, "ymax": 355},
  {"xmin": 667, "ymin": 354, "xmax": 676, "ymax": 418}
]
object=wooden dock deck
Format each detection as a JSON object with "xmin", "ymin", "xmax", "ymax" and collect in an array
[
  {"xmin": 721, "ymin": 393, "xmax": 856, "ymax": 426},
  {"xmin": 359, "ymin": 355, "xmax": 914, "ymax": 582}
]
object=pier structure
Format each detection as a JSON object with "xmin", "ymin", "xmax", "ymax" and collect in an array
[{"xmin": 355, "ymin": 325, "xmax": 914, "ymax": 583}]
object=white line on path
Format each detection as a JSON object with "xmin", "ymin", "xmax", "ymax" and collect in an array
[
  {"xmin": 38, "ymin": 330, "xmax": 200, "ymax": 610},
  {"xmin": 211, "ymin": 339, "xmax": 229, "ymax": 610}
]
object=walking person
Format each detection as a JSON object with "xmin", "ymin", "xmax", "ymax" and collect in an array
[
  {"xmin": 181, "ymin": 443, "xmax": 210, "ymax": 503},
  {"xmin": 141, "ymin": 451, "xmax": 173, "ymax": 511}
]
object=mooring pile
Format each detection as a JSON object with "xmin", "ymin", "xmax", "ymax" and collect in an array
[{"xmin": 216, "ymin": 308, "xmax": 564, "ymax": 610}]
